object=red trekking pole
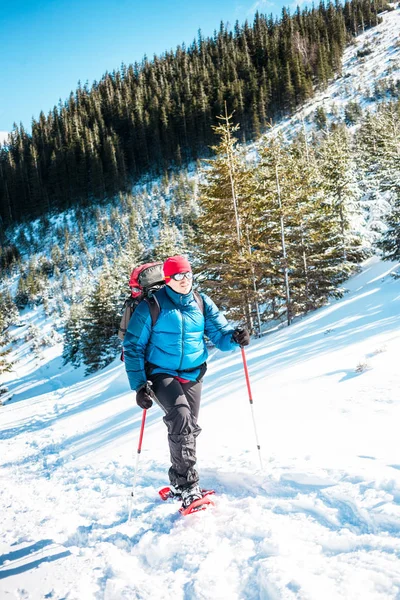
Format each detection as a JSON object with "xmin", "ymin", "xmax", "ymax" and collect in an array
[
  {"xmin": 241, "ymin": 347, "xmax": 263, "ymax": 470},
  {"xmin": 128, "ymin": 408, "xmax": 147, "ymax": 522}
]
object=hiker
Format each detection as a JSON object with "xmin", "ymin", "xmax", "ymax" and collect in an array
[{"xmin": 123, "ymin": 255, "xmax": 250, "ymax": 508}]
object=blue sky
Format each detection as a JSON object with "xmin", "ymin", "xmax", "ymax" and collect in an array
[{"xmin": 0, "ymin": 0, "xmax": 290, "ymax": 134}]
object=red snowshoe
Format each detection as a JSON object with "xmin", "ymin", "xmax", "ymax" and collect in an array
[{"xmin": 158, "ymin": 486, "xmax": 215, "ymax": 516}]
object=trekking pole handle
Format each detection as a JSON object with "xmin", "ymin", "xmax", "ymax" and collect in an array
[
  {"xmin": 241, "ymin": 346, "xmax": 253, "ymax": 403},
  {"xmin": 137, "ymin": 407, "xmax": 147, "ymax": 455}
]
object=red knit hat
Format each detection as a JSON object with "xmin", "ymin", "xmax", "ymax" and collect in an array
[{"xmin": 163, "ymin": 255, "xmax": 192, "ymax": 279}]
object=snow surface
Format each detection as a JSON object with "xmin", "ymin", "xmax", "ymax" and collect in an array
[{"xmin": 1, "ymin": 256, "xmax": 400, "ymax": 599}]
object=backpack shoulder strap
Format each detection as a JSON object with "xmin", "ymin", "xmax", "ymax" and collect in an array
[
  {"xmin": 144, "ymin": 295, "xmax": 161, "ymax": 327},
  {"xmin": 193, "ymin": 290, "xmax": 205, "ymax": 316}
]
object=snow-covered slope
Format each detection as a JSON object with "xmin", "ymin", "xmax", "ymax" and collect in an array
[
  {"xmin": 271, "ymin": 7, "xmax": 400, "ymax": 137},
  {"xmin": 1, "ymin": 256, "xmax": 400, "ymax": 599}
]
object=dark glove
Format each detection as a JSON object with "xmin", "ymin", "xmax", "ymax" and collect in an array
[
  {"xmin": 233, "ymin": 327, "xmax": 250, "ymax": 347},
  {"xmin": 136, "ymin": 382, "xmax": 155, "ymax": 409}
]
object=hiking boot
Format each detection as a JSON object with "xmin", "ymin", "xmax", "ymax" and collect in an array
[
  {"xmin": 169, "ymin": 485, "xmax": 183, "ymax": 498},
  {"xmin": 181, "ymin": 485, "xmax": 203, "ymax": 508}
]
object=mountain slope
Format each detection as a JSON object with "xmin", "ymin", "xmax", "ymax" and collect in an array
[
  {"xmin": 273, "ymin": 6, "xmax": 400, "ymax": 136},
  {"xmin": 0, "ymin": 0, "xmax": 386, "ymax": 229},
  {"xmin": 1, "ymin": 256, "xmax": 400, "ymax": 599}
]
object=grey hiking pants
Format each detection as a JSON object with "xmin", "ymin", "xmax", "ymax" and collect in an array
[{"xmin": 150, "ymin": 373, "xmax": 202, "ymax": 490}]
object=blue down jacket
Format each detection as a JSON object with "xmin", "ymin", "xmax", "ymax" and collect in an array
[{"xmin": 123, "ymin": 285, "xmax": 238, "ymax": 391}]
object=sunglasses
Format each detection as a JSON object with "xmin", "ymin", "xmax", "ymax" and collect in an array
[{"xmin": 168, "ymin": 272, "xmax": 193, "ymax": 281}]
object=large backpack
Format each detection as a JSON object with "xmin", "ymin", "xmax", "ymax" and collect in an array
[{"xmin": 118, "ymin": 262, "xmax": 204, "ymax": 346}]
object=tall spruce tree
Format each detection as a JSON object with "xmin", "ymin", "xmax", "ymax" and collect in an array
[
  {"xmin": 80, "ymin": 267, "xmax": 122, "ymax": 374},
  {"xmin": 317, "ymin": 125, "xmax": 365, "ymax": 272},
  {"xmin": 62, "ymin": 303, "xmax": 85, "ymax": 367},
  {"xmin": 378, "ymin": 202, "xmax": 400, "ymax": 260},
  {"xmin": 0, "ymin": 291, "xmax": 16, "ymax": 375},
  {"xmin": 0, "ymin": 331, "xmax": 12, "ymax": 377},
  {"xmin": 354, "ymin": 110, "xmax": 391, "ymax": 248},
  {"xmin": 195, "ymin": 112, "xmax": 256, "ymax": 328},
  {"xmin": 250, "ymin": 135, "xmax": 295, "ymax": 325},
  {"xmin": 288, "ymin": 132, "xmax": 352, "ymax": 308},
  {"xmin": 363, "ymin": 102, "xmax": 400, "ymax": 259}
]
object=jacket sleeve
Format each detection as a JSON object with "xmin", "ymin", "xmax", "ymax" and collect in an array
[
  {"xmin": 123, "ymin": 300, "xmax": 152, "ymax": 391},
  {"xmin": 202, "ymin": 293, "xmax": 238, "ymax": 352}
]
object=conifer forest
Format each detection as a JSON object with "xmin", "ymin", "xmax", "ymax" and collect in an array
[{"xmin": 0, "ymin": 0, "xmax": 389, "ymax": 227}]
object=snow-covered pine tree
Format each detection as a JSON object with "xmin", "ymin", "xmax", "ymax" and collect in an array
[
  {"xmin": 62, "ymin": 303, "xmax": 85, "ymax": 367},
  {"xmin": 15, "ymin": 276, "xmax": 29, "ymax": 309},
  {"xmin": 169, "ymin": 173, "xmax": 199, "ymax": 250},
  {"xmin": 113, "ymin": 215, "xmax": 144, "ymax": 289},
  {"xmin": 194, "ymin": 113, "xmax": 256, "ymax": 328},
  {"xmin": 80, "ymin": 267, "xmax": 121, "ymax": 374},
  {"xmin": 0, "ymin": 291, "xmax": 16, "ymax": 375},
  {"xmin": 0, "ymin": 333, "xmax": 12, "ymax": 403},
  {"xmin": 153, "ymin": 222, "xmax": 186, "ymax": 260},
  {"xmin": 283, "ymin": 134, "xmax": 323, "ymax": 313},
  {"xmin": 354, "ymin": 111, "xmax": 391, "ymax": 250},
  {"xmin": 317, "ymin": 125, "xmax": 365, "ymax": 273},
  {"xmin": 287, "ymin": 132, "xmax": 353, "ymax": 311},
  {"xmin": 315, "ymin": 106, "xmax": 328, "ymax": 131},
  {"xmin": 379, "ymin": 201, "xmax": 400, "ymax": 260},
  {"xmin": 368, "ymin": 101, "xmax": 400, "ymax": 259},
  {"xmin": 251, "ymin": 135, "xmax": 294, "ymax": 325}
]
